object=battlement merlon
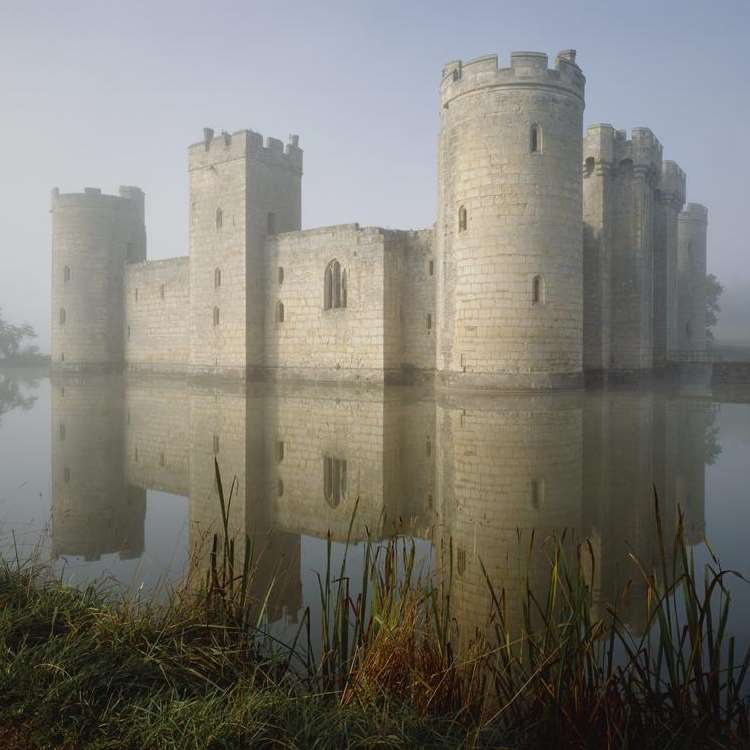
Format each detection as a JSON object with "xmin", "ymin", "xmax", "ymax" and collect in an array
[
  {"xmin": 658, "ymin": 161, "xmax": 687, "ymax": 205},
  {"xmin": 680, "ymin": 203, "xmax": 709, "ymax": 225},
  {"xmin": 50, "ymin": 185, "xmax": 146, "ymax": 212},
  {"xmin": 440, "ymin": 49, "xmax": 585, "ymax": 108},
  {"xmin": 188, "ymin": 128, "xmax": 303, "ymax": 174},
  {"xmin": 584, "ymin": 124, "xmax": 662, "ymax": 172}
]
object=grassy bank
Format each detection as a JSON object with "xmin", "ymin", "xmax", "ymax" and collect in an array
[{"xmin": 1, "ymin": 469, "xmax": 748, "ymax": 748}]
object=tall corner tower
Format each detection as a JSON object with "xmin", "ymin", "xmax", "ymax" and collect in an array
[
  {"xmin": 677, "ymin": 203, "xmax": 708, "ymax": 354},
  {"xmin": 51, "ymin": 186, "xmax": 146, "ymax": 368},
  {"xmin": 654, "ymin": 160, "xmax": 686, "ymax": 365},
  {"xmin": 436, "ymin": 50, "xmax": 586, "ymax": 390},
  {"xmin": 187, "ymin": 128, "xmax": 303, "ymax": 376}
]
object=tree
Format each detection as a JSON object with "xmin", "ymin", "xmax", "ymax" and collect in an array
[
  {"xmin": 0, "ymin": 308, "xmax": 37, "ymax": 360},
  {"xmin": 705, "ymin": 274, "xmax": 723, "ymax": 344}
]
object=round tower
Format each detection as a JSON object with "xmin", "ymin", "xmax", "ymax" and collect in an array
[
  {"xmin": 51, "ymin": 186, "xmax": 146, "ymax": 368},
  {"xmin": 436, "ymin": 50, "xmax": 585, "ymax": 389},
  {"xmin": 677, "ymin": 203, "xmax": 708, "ymax": 354}
]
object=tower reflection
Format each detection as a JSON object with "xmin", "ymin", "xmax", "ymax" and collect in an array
[{"xmin": 50, "ymin": 376, "xmax": 716, "ymax": 634}]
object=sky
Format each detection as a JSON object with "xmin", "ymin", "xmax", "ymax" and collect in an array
[{"xmin": 1, "ymin": 0, "xmax": 748, "ymax": 348}]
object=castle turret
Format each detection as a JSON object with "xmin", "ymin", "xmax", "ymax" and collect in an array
[
  {"xmin": 436, "ymin": 50, "xmax": 585, "ymax": 389},
  {"xmin": 51, "ymin": 186, "xmax": 146, "ymax": 368},
  {"xmin": 677, "ymin": 203, "xmax": 708, "ymax": 354},
  {"xmin": 188, "ymin": 129, "xmax": 302, "ymax": 377},
  {"xmin": 654, "ymin": 161, "xmax": 686, "ymax": 366},
  {"xmin": 582, "ymin": 126, "xmax": 663, "ymax": 374}
]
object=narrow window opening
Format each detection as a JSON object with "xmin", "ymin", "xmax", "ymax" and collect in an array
[
  {"xmin": 160, "ymin": 452, "xmax": 165, "ymax": 467},
  {"xmin": 530, "ymin": 124, "xmax": 542, "ymax": 153},
  {"xmin": 429, "ymin": 260, "xmax": 434, "ymax": 276},
  {"xmin": 278, "ymin": 267, "xmax": 284, "ymax": 285},
  {"xmin": 135, "ymin": 288, "xmax": 139, "ymax": 302},
  {"xmin": 277, "ymin": 478, "xmax": 284, "ymax": 497},
  {"xmin": 64, "ymin": 467, "xmax": 70, "ymax": 483},
  {"xmin": 215, "ymin": 207, "xmax": 223, "ymax": 229},
  {"xmin": 59, "ymin": 308, "xmax": 66, "ymax": 325},
  {"xmin": 63, "ymin": 265, "xmax": 71, "ymax": 282},
  {"xmin": 584, "ymin": 157, "xmax": 595, "ymax": 177},
  {"xmin": 531, "ymin": 478, "xmax": 545, "ymax": 509},
  {"xmin": 686, "ymin": 321, "xmax": 693, "ymax": 340},
  {"xmin": 213, "ymin": 307, "xmax": 220, "ymax": 327},
  {"xmin": 127, "ymin": 325, "xmax": 131, "ymax": 340},
  {"xmin": 61, "ymin": 353, "xmax": 65, "ymax": 362},
  {"xmin": 425, "ymin": 437, "xmax": 431, "ymax": 457},
  {"xmin": 59, "ymin": 423, "xmax": 66, "ymax": 441},
  {"xmin": 457, "ymin": 547, "xmax": 467, "ymax": 576},
  {"xmin": 323, "ymin": 457, "xmax": 347, "ymax": 508},
  {"xmin": 426, "ymin": 313, "xmax": 432, "ymax": 332},
  {"xmin": 458, "ymin": 205, "xmax": 467, "ymax": 232},
  {"xmin": 276, "ymin": 440, "xmax": 285, "ymax": 463},
  {"xmin": 160, "ymin": 284, "xmax": 165, "ymax": 299},
  {"xmin": 267, "ymin": 212, "xmax": 277, "ymax": 235},
  {"xmin": 532, "ymin": 275, "xmax": 545, "ymax": 305},
  {"xmin": 324, "ymin": 260, "xmax": 346, "ymax": 309},
  {"xmin": 276, "ymin": 301, "xmax": 285, "ymax": 323},
  {"xmin": 134, "ymin": 446, "xmax": 139, "ymax": 462},
  {"xmin": 213, "ymin": 434, "xmax": 220, "ymax": 454},
  {"xmin": 214, "ymin": 268, "xmax": 221, "ymax": 288}
]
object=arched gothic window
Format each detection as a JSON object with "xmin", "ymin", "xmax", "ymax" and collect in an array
[
  {"xmin": 323, "ymin": 456, "xmax": 347, "ymax": 508},
  {"xmin": 458, "ymin": 205, "xmax": 467, "ymax": 232},
  {"xmin": 324, "ymin": 260, "xmax": 347, "ymax": 309},
  {"xmin": 530, "ymin": 124, "xmax": 542, "ymax": 153},
  {"xmin": 532, "ymin": 275, "xmax": 545, "ymax": 305},
  {"xmin": 276, "ymin": 300, "xmax": 285, "ymax": 323}
]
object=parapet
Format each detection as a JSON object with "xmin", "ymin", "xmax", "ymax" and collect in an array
[
  {"xmin": 658, "ymin": 161, "xmax": 686, "ymax": 204},
  {"xmin": 584, "ymin": 124, "xmax": 662, "ymax": 173},
  {"xmin": 51, "ymin": 186, "xmax": 145, "ymax": 211},
  {"xmin": 188, "ymin": 128, "xmax": 303, "ymax": 174},
  {"xmin": 440, "ymin": 49, "xmax": 585, "ymax": 109},
  {"xmin": 680, "ymin": 203, "xmax": 708, "ymax": 224}
]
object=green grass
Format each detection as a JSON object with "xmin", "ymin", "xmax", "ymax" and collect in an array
[{"xmin": 0, "ymin": 463, "xmax": 748, "ymax": 748}]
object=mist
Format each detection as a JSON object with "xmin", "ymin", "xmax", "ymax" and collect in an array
[{"xmin": 1, "ymin": 0, "xmax": 748, "ymax": 349}]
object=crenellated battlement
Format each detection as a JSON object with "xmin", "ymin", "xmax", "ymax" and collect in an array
[
  {"xmin": 680, "ymin": 203, "xmax": 708, "ymax": 223},
  {"xmin": 440, "ymin": 49, "xmax": 585, "ymax": 108},
  {"xmin": 188, "ymin": 128, "xmax": 303, "ymax": 173},
  {"xmin": 584, "ymin": 124, "xmax": 662, "ymax": 174},
  {"xmin": 658, "ymin": 161, "xmax": 686, "ymax": 204},
  {"xmin": 51, "ymin": 185, "xmax": 145, "ymax": 211}
]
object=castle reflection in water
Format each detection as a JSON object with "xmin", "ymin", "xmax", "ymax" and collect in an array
[{"xmin": 50, "ymin": 374, "xmax": 717, "ymax": 638}]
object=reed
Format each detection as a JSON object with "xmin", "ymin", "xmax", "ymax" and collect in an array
[{"xmin": 0, "ymin": 462, "xmax": 747, "ymax": 748}]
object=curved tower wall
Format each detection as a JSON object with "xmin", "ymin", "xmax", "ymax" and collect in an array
[
  {"xmin": 51, "ymin": 186, "xmax": 146, "ymax": 367},
  {"xmin": 436, "ymin": 50, "xmax": 585, "ymax": 390},
  {"xmin": 677, "ymin": 203, "xmax": 708, "ymax": 353}
]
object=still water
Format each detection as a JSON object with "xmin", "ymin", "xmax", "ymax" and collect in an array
[{"xmin": 1, "ymin": 368, "xmax": 749, "ymax": 648}]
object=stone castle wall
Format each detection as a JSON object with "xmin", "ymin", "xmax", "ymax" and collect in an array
[
  {"xmin": 51, "ymin": 187, "xmax": 145, "ymax": 368},
  {"xmin": 124, "ymin": 258, "xmax": 190, "ymax": 370},
  {"xmin": 51, "ymin": 49, "xmax": 711, "ymax": 388},
  {"xmin": 436, "ymin": 51, "xmax": 585, "ymax": 390}
]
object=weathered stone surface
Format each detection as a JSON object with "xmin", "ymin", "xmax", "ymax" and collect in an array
[{"xmin": 50, "ymin": 50, "xmax": 709, "ymax": 389}]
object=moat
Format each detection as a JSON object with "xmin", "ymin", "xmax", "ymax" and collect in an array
[{"xmin": 1, "ymin": 369, "xmax": 749, "ymax": 651}]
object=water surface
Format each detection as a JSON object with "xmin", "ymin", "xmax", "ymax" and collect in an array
[{"xmin": 1, "ymin": 368, "xmax": 748, "ymax": 648}]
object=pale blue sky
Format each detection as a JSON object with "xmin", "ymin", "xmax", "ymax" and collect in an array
[{"xmin": 1, "ymin": 0, "xmax": 748, "ymax": 346}]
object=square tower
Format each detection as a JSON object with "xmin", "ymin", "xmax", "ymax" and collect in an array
[{"xmin": 188, "ymin": 128, "xmax": 302, "ymax": 375}]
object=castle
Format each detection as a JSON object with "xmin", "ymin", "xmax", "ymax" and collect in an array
[{"xmin": 50, "ymin": 49, "xmax": 709, "ymax": 388}]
